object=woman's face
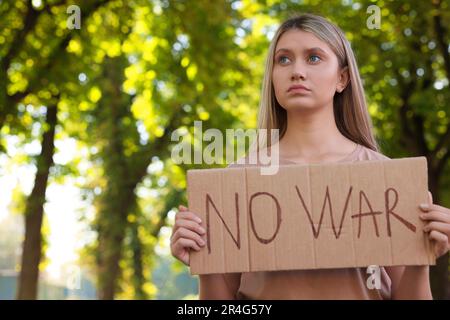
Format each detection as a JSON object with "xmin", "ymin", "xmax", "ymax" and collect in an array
[{"xmin": 272, "ymin": 29, "xmax": 348, "ymax": 112}]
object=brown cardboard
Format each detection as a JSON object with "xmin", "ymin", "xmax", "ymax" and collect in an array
[{"xmin": 186, "ymin": 157, "xmax": 436, "ymax": 275}]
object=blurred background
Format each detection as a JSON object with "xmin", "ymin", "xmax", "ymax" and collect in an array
[{"xmin": 0, "ymin": 0, "xmax": 449, "ymax": 300}]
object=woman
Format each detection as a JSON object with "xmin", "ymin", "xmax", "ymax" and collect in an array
[{"xmin": 170, "ymin": 13, "xmax": 450, "ymax": 299}]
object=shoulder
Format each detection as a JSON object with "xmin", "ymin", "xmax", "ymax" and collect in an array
[
  {"xmin": 226, "ymin": 149, "xmax": 272, "ymax": 168},
  {"xmin": 226, "ymin": 157, "xmax": 257, "ymax": 169},
  {"xmin": 356, "ymin": 145, "xmax": 390, "ymax": 161}
]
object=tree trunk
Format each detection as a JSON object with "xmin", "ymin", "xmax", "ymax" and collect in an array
[
  {"xmin": 96, "ymin": 186, "xmax": 136, "ymax": 299},
  {"xmin": 16, "ymin": 102, "xmax": 57, "ymax": 300},
  {"xmin": 130, "ymin": 220, "xmax": 146, "ymax": 300},
  {"xmin": 95, "ymin": 56, "xmax": 136, "ymax": 299},
  {"xmin": 94, "ymin": 54, "xmax": 183, "ymax": 299}
]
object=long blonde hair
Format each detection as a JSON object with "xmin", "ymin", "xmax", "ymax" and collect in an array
[{"xmin": 257, "ymin": 13, "xmax": 379, "ymax": 152}]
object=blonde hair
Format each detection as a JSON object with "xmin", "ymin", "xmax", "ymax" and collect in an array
[{"xmin": 257, "ymin": 13, "xmax": 379, "ymax": 152}]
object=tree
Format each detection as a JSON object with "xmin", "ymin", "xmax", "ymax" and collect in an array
[
  {"xmin": 1, "ymin": 0, "xmax": 113, "ymax": 299},
  {"xmin": 16, "ymin": 96, "xmax": 58, "ymax": 299}
]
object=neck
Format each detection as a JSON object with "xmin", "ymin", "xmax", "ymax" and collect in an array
[{"xmin": 277, "ymin": 103, "xmax": 354, "ymax": 160}]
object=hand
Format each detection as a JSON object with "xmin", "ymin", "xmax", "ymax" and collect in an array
[
  {"xmin": 419, "ymin": 192, "xmax": 450, "ymax": 258},
  {"xmin": 170, "ymin": 205, "xmax": 206, "ymax": 266}
]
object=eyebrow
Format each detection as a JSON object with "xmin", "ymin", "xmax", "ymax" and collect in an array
[{"xmin": 275, "ymin": 47, "xmax": 328, "ymax": 56}]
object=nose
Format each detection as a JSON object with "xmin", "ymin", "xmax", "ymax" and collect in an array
[
  {"xmin": 290, "ymin": 59, "xmax": 306, "ymax": 81},
  {"xmin": 291, "ymin": 68, "xmax": 306, "ymax": 81}
]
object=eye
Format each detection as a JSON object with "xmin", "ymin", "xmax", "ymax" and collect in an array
[
  {"xmin": 308, "ymin": 55, "xmax": 321, "ymax": 63},
  {"xmin": 277, "ymin": 55, "xmax": 291, "ymax": 65}
]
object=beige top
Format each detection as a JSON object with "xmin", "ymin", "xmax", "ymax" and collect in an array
[{"xmin": 227, "ymin": 144, "xmax": 392, "ymax": 299}]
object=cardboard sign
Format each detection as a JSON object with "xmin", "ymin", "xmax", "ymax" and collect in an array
[{"xmin": 187, "ymin": 157, "xmax": 436, "ymax": 275}]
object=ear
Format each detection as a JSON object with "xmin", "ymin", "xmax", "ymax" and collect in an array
[{"xmin": 336, "ymin": 66, "xmax": 350, "ymax": 93}]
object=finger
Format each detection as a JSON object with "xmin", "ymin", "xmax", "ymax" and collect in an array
[
  {"xmin": 179, "ymin": 205, "xmax": 188, "ymax": 211},
  {"xmin": 175, "ymin": 211, "xmax": 202, "ymax": 224},
  {"xmin": 179, "ymin": 255, "xmax": 189, "ymax": 266},
  {"xmin": 430, "ymin": 203, "xmax": 450, "ymax": 214},
  {"xmin": 171, "ymin": 240, "xmax": 193, "ymax": 266},
  {"xmin": 423, "ymin": 221, "xmax": 450, "ymax": 234},
  {"xmin": 170, "ymin": 212, "xmax": 202, "ymax": 241},
  {"xmin": 429, "ymin": 230, "xmax": 449, "ymax": 257},
  {"xmin": 419, "ymin": 203, "xmax": 431, "ymax": 212},
  {"xmin": 172, "ymin": 228, "xmax": 206, "ymax": 247},
  {"xmin": 429, "ymin": 230, "xmax": 448, "ymax": 244},
  {"xmin": 419, "ymin": 202, "xmax": 450, "ymax": 214},
  {"xmin": 420, "ymin": 211, "xmax": 450, "ymax": 224},
  {"xmin": 175, "ymin": 238, "xmax": 202, "ymax": 252},
  {"xmin": 171, "ymin": 218, "xmax": 205, "ymax": 242},
  {"xmin": 428, "ymin": 191, "xmax": 433, "ymax": 204},
  {"xmin": 174, "ymin": 219, "xmax": 206, "ymax": 235}
]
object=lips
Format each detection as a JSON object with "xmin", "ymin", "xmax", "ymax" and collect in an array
[{"xmin": 288, "ymin": 84, "xmax": 310, "ymax": 92}]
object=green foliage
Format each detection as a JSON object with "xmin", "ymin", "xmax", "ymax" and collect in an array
[{"xmin": 1, "ymin": 0, "xmax": 449, "ymax": 299}]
